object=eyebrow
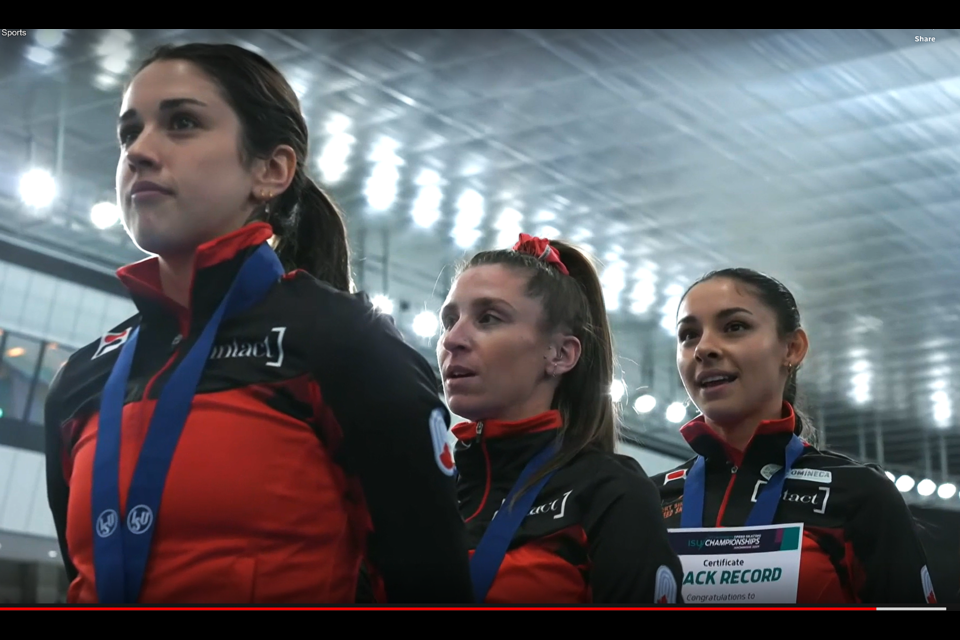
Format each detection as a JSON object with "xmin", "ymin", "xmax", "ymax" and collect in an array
[
  {"xmin": 677, "ymin": 307, "xmax": 754, "ymax": 327},
  {"xmin": 119, "ymin": 98, "xmax": 209, "ymax": 125},
  {"xmin": 441, "ymin": 296, "xmax": 516, "ymax": 316}
]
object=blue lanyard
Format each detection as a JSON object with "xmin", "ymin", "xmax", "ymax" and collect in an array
[
  {"xmin": 469, "ymin": 443, "xmax": 559, "ymax": 603},
  {"xmin": 90, "ymin": 243, "xmax": 285, "ymax": 604},
  {"xmin": 680, "ymin": 434, "xmax": 806, "ymax": 529}
]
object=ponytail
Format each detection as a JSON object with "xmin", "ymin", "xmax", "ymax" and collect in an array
[
  {"xmin": 266, "ymin": 171, "xmax": 353, "ymax": 293},
  {"xmin": 784, "ymin": 364, "xmax": 817, "ymax": 444},
  {"xmin": 549, "ymin": 240, "xmax": 620, "ymax": 456}
]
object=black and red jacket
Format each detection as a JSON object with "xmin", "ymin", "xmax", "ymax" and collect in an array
[
  {"xmin": 653, "ymin": 403, "xmax": 938, "ymax": 604},
  {"xmin": 453, "ymin": 410, "xmax": 685, "ymax": 604},
  {"xmin": 43, "ymin": 222, "xmax": 473, "ymax": 604}
]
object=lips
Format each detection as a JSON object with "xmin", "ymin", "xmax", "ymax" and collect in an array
[
  {"xmin": 443, "ymin": 365, "xmax": 477, "ymax": 381},
  {"xmin": 696, "ymin": 370, "xmax": 738, "ymax": 388},
  {"xmin": 130, "ymin": 180, "xmax": 173, "ymax": 196}
]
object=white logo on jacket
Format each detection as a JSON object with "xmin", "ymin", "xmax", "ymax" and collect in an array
[
  {"xmin": 529, "ymin": 491, "xmax": 573, "ymax": 520},
  {"xmin": 787, "ymin": 468, "xmax": 832, "ymax": 484},
  {"xmin": 654, "ymin": 565, "xmax": 678, "ymax": 604},
  {"xmin": 209, "ymin": 327, "xmax": 286, "ymax": 367},
  {"xmin": 921, "ymin": 565, "xmax": 937, "ymax": 603},
  {"xmin": 92, "ymin": 328, "xmax": 133, "ymax": 360},
  {"xmin": 429, "ymin": 408, "xmax": 456, "ymax": 476},
  {"xmin": 750, "ymin": 480, "xmax": 830, "ymax": 515}
]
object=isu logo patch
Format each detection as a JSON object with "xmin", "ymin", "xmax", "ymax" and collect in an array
[
  {"xmin": 921, "ymin": 565, "xmax": 937, "ymax": 604},
  {"xmin": 654, "ymin": 565, "xmax": 677, "ymax": 604},
  {"xmin": 92, "ymin": 328, "xmax": 132, "ymax": 360},
  {"xmin": 429, "ymin": 408, "xmax": 456, "ymax": 476},
  {"xmin": 663, "ymin": 469, "xmax": 687, "ymax": 485}
]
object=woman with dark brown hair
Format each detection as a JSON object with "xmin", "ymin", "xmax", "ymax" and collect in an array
[
  {"xmin": 44, "ymin": 43, "xmax": 471, "ymax": 605},
  {"xmin": 437, "ymin": 233, "xmax": 684, "ymax": 603}
]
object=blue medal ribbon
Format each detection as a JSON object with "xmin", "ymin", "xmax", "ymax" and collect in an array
[
  {"xmin": 680, "ymin": 435, "xmax": 806, "ymax": 529},
  {"xmin": 469, "ymin": 443, "xmax": 559, "ymax": 603},
  {"xmin": 90, "ymin": 243, "xmax": 284, "ymax": 604}
]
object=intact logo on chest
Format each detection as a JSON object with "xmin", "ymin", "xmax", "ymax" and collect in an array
[
  {"xmin": 208, "ymin": 327, "xmax": 287, "ymax": 368},
  {"xmin": 750, "ymin": 479, "xmax": 830, "ymax": 515}
]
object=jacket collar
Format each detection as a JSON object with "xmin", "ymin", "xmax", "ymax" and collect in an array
[
  {"xmin": 679, "ymin": 402, "xmax": 799, "ymax": 468},
  {"xmin": 116, "ymin": 222, "xmax": 275, "ymax": 335},
  {"xmin": 452, "ymin": 410, "xmax": 563, "ymax": 488},
  {"xmin": 451, "ymin": 409, "xmax": 563, "ymax": 442}
]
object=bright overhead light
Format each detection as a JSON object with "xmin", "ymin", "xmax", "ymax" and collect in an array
[
  {"xmin": 371, "ymin": 294, "xmax": 394, "ymax": 316},
  {"xmin": 26, "ymin": 46, "xmax": 54, "ymax": 65},
  {"xmin": 937, "ymin": 483, "xmax": 957, "ymax": 500},
  {"xmin": 537, "ymin": 225, "xmax": 560, "ymax": 239},
  {"xmin": 90, "ymin": 202, "xmax": 120, "ymax": 229},
  {"xmin": 412, "ymin": 311, "xmax": 438, "ymax": 338},
  {"xmin": 634, "ymin": 394, "xmax": 656, "ymax": 414},
  {"xmin": 411, "ymin": 185, "xmax": 442, "ymax": 229},
  {"xmin": 917, "ymin": 479, "xmax": 936, "ymax": 497},
  {"xmin": 35, "ymin": 29, "xmax": 66, "ymax": 48},
  {"xmin": 895, "ymin": 475, "xmax": 915, "ymax": 493},
  {"xmin": 19, "ymin": 169, "xmax": 56, "ymax": 207},
  {"xmin": 884, "ymin": 471, "xmax": 896, "ymax": 483},
  {"xmin": 94, "ymin": 72, "xmax": 119, "ymax": 91},
  {"xmin": 666, "ymin": 402, "xmax": 687, "ymax": 424},
  {"xmin": 610, "ymin": 380, "xmax": 625, "ymax": 403}
]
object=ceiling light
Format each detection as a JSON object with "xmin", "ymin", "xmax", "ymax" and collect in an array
[
  {"xmin": 895, "ymin": 475, "xmax": 915, "ymax": 493},
  {"xmin": 634, "ymin": 394, "xmax": 656, "ymax": 414},
  {"xmin": 35, "ymin": 29, "xmax": 66, "ymax": 48},
  {"xmin": 19, "ymin": 168, "xmax": 56, "ymax": 207},
  {"xmin": 937, "ymin": 483, "xmax": 956, "ymax": 500},
  {"xmin": 412, "ymin": 311, "xmax": 438, "ymax": 338},
  {"xmin": 90, "ymin": 202, "xmax": 120, "ymax": 229},
  {"xmin": 666, "ymin": 402, "xmax": 687, "ymax": 424},
  {"xmin": 917, "ymin": 479, "xmax": 936, "ymax": 497},
  {"xmin": 26, "ymin": 46, "xmax": 54, "ymax": 65},
  {"xmin": 610, "ymin": 380, "xmax": 625, "ymax": 403},
  {"xmin": 371, "ymin": 295, "xmax": 394, "ymax": 316}
]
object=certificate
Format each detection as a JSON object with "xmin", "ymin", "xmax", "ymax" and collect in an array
[{"xmin": 667, "ymin": 523, "xmax": 803, "ymax": 604}]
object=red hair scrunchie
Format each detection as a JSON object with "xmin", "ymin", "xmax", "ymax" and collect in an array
[{"xmin": 512, "ymin": 233, "xmax": 570, "ymax": 276}]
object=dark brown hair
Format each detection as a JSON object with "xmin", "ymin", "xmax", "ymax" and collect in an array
[
  {"xmin": 456, "ymin": 239, "xmax": 619, "ymax": 503},
  {"xmin": 680, "ymin": 267, "xmax": 815, "ymax": 442},
  {"xmin": 132, "ymin": 43, "xmax": 352, "ymax": 292}
]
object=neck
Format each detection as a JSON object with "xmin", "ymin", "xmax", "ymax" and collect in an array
[
  {"xmin": 490, "ymin": 394, "xmax": 555, "ymax": 424},
  {"xmin": 704, "ymin": 401, "xmax": 786, "ymax": 452},
  {"xmin": 157, "ymin": 252, "xmax": 196, "ymax": 309}
]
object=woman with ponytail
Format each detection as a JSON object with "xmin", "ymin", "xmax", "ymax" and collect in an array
[
  {"xmin": 436, "ymin": 233, "xmax": 684, "ymax": 603},
  {"xmin": 43, "ymin": 43, "xmax": 471, "ymax": 604},
  {"xmin": 654, "ymin": 268, "xmax": 936, "ymax": 604}
]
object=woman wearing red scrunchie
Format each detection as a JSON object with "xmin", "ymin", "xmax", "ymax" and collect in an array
[{"xmin": 435, "ymin": 233, "xmax": 685, "ymax": 604}]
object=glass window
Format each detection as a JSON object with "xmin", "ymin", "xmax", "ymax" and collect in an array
[
  {"xmin": 0, "ymin": 332, "xmax": 43, "ymax": 422},
  {"xmin": 27, "ymin": 342, "xmax": 73, "ymax": 425}
]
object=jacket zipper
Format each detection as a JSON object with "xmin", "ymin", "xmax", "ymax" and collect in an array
[
  {"xmin": 465, "ymin": 421, "xmax": 491, "ymax": 523},
  {"xmin": 714, "ymin": 464, "xmax": 738, "ymax": 527}
]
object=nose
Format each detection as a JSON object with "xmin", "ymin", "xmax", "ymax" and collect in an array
[
  {"xmin": 124, "ymin": 129, "xmax": 161, "ymax": 174},
  {"xmin": 440, "ymin": 318, "xmax": 471, "ymax": 355},
  {"xmin": 694, "ymin": 330, "xmax": 722, "ymax": 362}
]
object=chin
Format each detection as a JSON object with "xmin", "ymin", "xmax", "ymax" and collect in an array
[
  {"xmin": 446, "ymin": 396, "xmax": 486, "ymax": 423},
  {"xmin": 698, "ymin": 402, "xmax": 747, "ymax": 427}
]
